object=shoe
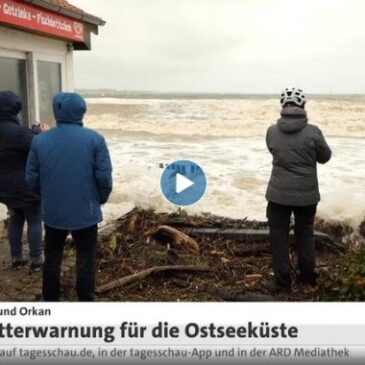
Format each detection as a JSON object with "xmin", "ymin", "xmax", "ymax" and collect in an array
[
  {"xmin": 261, "ymin": 279, "xmax": 292, "ymax": 294},
  {"xmin": 12, "ymin": 257, "xmax": 28, "ymax": 271},
  {"xmin": 301, "ymin": 272, "xmax": 318, "ymax": 287},
  {"xmin": 30, "ymin": 256, "xmax": 44, "ymax": 272}
]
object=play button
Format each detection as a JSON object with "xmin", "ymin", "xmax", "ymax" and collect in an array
[
  {"xmin": 160, "ymin": 160, "xmax": 207, "ymax": 206},
  {"xmin": 176, "ymin": 173, "xmax": 194, "ymax": 194}
]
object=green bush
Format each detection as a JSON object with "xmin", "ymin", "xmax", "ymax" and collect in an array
[{"xmin": 320, "ymin": 246, "xmax": 365, "ymax": 301}]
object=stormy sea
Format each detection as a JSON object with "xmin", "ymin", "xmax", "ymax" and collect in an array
[
  {"xmin": 85, "ymin": 94, "xmax": 365, "ymax": 229},
  {"xmin": 1, "ymin": 94, "xmax": 364, "ymax": 230}
]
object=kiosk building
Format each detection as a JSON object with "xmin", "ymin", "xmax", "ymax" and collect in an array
[{"xmin": 0, "ymin": 0, "xmax": 104, "ymax": 125}]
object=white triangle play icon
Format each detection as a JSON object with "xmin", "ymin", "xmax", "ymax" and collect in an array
[{"xmin": 176, "ymin": 173, "xmax": 194, "ymax": 194}]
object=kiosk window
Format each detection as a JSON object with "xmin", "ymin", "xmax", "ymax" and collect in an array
[
  {"xmin": 0, "ymin": 57, "xmax": 28, "ymax": 125},
  {"xmin": 38, "ymin": 61, "xmax": 61, "ymax": 125}
]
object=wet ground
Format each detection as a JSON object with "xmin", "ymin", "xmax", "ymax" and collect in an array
[
  {"xmin": 0, "ymin": 221, "xmax": 76, "ymax": 301},
  {"xmin": 0, "ymin": 235, "xmax": 42, "ymax": 301},
  {"xmin": 0, "ymin": 217, "xmax": 36, "ymax": 300}
]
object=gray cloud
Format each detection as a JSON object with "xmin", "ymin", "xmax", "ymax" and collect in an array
[{"xmin": 71, "ymin": 0, "xmax": 365, "ymax": 93}]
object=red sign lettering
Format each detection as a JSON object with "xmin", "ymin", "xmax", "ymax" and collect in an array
[{"xmin": 0, "ymin": 0, "xmax": 85, "ymax": 42}]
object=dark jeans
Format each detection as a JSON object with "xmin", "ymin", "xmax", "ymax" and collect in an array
[
  {"xmin": 267, "ymin": 202, "xmax": 317, "ymax": 287},
  {"xmin": 8, "ymin": 203, "xmax": 42, "ymax": 259},
  {"xmin": 43, "ymin": 224, "xmax": 98, "ymax": 302}
]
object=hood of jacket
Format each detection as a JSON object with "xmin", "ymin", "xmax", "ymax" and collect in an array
[
  {"xmin": 53, "ymin": 92, "xmax": 87, "ymax": 126},
  {"xmin": 0, "ymin": 91, "xmax": 22, "ymax": 124},
  {"xmin": 277, "ymin": 106, "xmax": 308, "ymax": 134}
]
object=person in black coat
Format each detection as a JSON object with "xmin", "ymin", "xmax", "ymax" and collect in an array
[
  {"xmin": 264, "ymin": 88, "xmax": 331, "ymax": 292},
  {"xmin": 0, "ymin": 91, "xmax": 45, "ymax": 271}
]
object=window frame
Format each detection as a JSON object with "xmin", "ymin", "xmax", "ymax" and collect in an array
[
  {"xmin": 0, "ymin": 49, "xmax": 29, "ymax": 124},
  {"xmin": 34, "ymin": 52, "xmax": 66, "ymax": 124}
]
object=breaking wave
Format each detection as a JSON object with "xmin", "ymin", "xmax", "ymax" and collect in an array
[
  {"xmin": 1, "ymin": 97, "xmax": 364, "ymax": 233},
  {"xmin": 85, "ymin": 98, "xmax": 365, "ymax": 138}
]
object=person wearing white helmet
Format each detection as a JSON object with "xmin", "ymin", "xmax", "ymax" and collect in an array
[
  {"xmin": 264, "ymin": 88, "xmax": 331, "ymax": 292},
  {"xmin": 280, "ymin": 87, "xmax": 306, "ymax": 108}
]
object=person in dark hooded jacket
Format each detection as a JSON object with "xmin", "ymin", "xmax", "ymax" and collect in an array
[
  {"xmin": 265, "ymin": 88, "xmax": 331, "ymax": 291},
  {"xmin": 0, "ymin": 91, "xmax": 44, "ymax": 271},
  {"xmin": 26, "ymin": 92, "xmax": 113, "ymax": 302}
]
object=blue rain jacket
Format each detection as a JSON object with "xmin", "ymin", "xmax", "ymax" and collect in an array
[{"xmin": 26, "ymin": 92, "xmax": 113, "ymax": 230}]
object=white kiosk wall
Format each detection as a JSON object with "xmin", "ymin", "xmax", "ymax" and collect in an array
[{"xmin": 0, "ymin": 24, "xmax": 73, "ymax": 126}]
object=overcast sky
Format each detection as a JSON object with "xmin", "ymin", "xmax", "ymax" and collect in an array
[{"xmin": 71, "ymin": 0, "xmax": 365, "ymax": 93}]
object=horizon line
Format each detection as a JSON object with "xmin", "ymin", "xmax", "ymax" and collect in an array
[{"xmin": 75, "ymin": 89, "xmax": 365, "ymax": 96}]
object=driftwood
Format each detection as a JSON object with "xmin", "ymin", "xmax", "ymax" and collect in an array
[
  {"xmin": 244, "ymin": 274, "xmax": 264, "ymax": 286},
  {"xmin": 185, "ymin": 228, "xmax": 332, "ymax": 242},
  {"xmin": 184, "ymin": 228, "xmax": 343, "ymax": 252},
  {"xmin": 96, "ymin": 265, "xmax": 211, "ymax": 294},
  {"xmin": 161, "ymin": 218, "xmax": 199, "ymax": 228},
  {"xmin": 233, "ymin": 242, "xmax": 270, "ymax": 257},
  {"xmin": 212, "ymin": 288, "xmax": 275, "ymax": 302},
  {"xmin": 150, "ymin": 225, "xmax": 200, "ymax": 254},
  {"xmin": 127, "ymin": 213, "xmax": 139, "ymax": 232}
]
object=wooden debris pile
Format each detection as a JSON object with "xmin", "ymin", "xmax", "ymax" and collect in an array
[{"xmin": 91, "ymin": 208, "xmax": 356, "ymax": 302}]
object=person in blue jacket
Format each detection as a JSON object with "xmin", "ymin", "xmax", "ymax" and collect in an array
[
  {"xmin": 26, "ymin": 92, "xmax": 113, "ymax": 301},
  {"xmin": 0, "ymin": 91, "xmax": 45, "ymax": 271}
]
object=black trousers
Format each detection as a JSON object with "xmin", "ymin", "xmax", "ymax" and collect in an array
[
  {"xmin": 267, "ymin": 202, "xmax": 317, "ymax": 287},
  {"xmin": 43, "ymin": 224, "xmax": 98, "ymax": 302}
]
